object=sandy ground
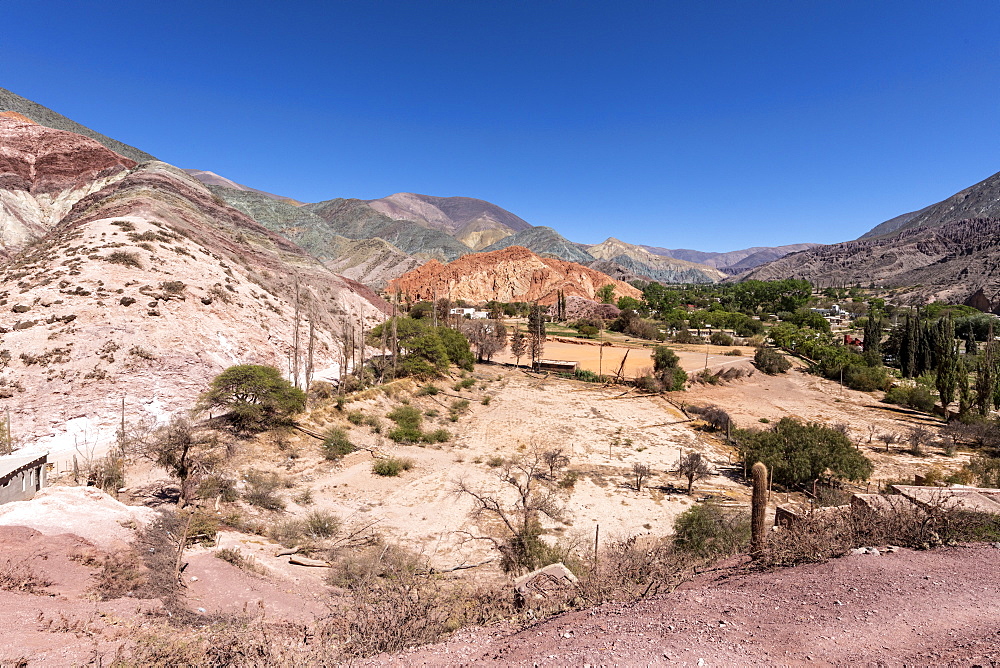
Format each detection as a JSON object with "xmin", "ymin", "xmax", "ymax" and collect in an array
[{"xmin": 277, "ymin": 366, "xmax": 745, "ymax": 570}]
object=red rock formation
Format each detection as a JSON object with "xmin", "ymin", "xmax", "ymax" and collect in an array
[
  {"xmin": 389, "ymin": 246, "xmax": 643, "ymax": 305},
  {"xmin": 0, "ymin": 115, "xmax": 137, "ymax": 251}
]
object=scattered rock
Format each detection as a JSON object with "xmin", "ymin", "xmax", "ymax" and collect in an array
[{"xmin": 514, "ymin": 561, "xmax": 579, "ymax": 605}]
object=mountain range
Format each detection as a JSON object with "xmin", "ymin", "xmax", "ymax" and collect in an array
[{"xmin": 6, "ymin": 85, "xmax": 1000, "ymax": 313}]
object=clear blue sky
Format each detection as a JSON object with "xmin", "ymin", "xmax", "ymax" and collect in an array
[{"xmin": 4, "ymin": 1, "xmax": 1000, "ymax": 252}]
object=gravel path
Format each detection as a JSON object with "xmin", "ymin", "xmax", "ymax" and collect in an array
[{"xmin": 382, "ymin": 544, "xmax": 1000, "ymax": 666}]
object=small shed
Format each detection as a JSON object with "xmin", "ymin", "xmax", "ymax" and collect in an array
[
  {"xmin": 0, "ymin": 451, "xmax": 48, "ymax": 504},
  {"xmin": 536, "ymin": 359, "xmax": 579, "ymax": 373}
]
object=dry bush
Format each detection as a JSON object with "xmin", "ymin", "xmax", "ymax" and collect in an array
[
  {"xmin": 686, "ymin": 404, "xmax": 731, "ymax": 432},
  {"xmin": 88, "ymin": 551, "xmax": 147, "ymax": 601},
  {"xmin": 761, "ymin": 492, "xmax": 1000, "ymax": 568},
  {"xmin": 572, "ymin": 536, "xmax": 701, "ymax": 606},
  {"xmin": 215, "ymin": 548, "xmax": 267, "ymax": 575},
  {"xmin": 325, "ymin": 541, "xmax": 511, "ymax": 658},
  {"xmin": 0, "ymin": 556, "xmax": 52, "ymax": 594}
]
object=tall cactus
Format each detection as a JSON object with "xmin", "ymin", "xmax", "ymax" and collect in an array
[{"xmin": 751, "ymin": 461, "xmax": 768, "ymax": 557}]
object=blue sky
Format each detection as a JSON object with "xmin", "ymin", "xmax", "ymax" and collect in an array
[{"xmin": 4, "ymin": 1, "xmax": 1000, "ymax": 252}]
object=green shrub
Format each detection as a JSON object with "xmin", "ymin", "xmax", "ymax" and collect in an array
[
  {"xmin": 486, "ymin": 455, "xmax": 505, "ymax": 468},
  {"xmin": 453, "ymin": 378, "xmax": 476, "ymax": 391},
  {"xmin": 449, "ymin": 399, "xmax": 470, "ymax": 421},
  {"xmin": 709, "ymin": 331, "xmax": 734, "ymax": 347},
  {"xmin": 724, "ymin": 348, "xmax": 743, "ymax": 356},
  {"xmin": 884, "ymin": 383, "xmax": 936, "ymax": 413},
  {"xmin": 388, "ymin": 426, "xmax": 422, "ymax": 443},
  {"xmin": 481, "ymin": 396, "xmax": 492, "ymax": 405},
  {"xmin": 753, "ymin": 347, "xmax": 791, "ymax": 375},
  {"xmin": 322, "ymin": 427, "xmax": 356, "ymax": 460},
  {"xmin": 364, "ymin": 415, "xmax": 383, "ymax": 433},
  {"xmin": 416, "ymin": 384, "xmax": 440, "ymax": 396},
  {"xmin": 673, "ymin": 502, "xmax": 750, "ymax": 558},
  {"xmin": 573, "ymin": 369, "xmax": 602, "ymax": 382},
  {"xmin": 303, "ymin": 510, "xmax": 340, "ymax": 538},
  {"xmin": 424, "ymin": 428, "xmax": 451, "ymax": 443},
  {"xmin": 843, "ymin": 364, "xmax": 892, "ymax": 392},
  {"xmin": 558, "ymin": 471, "xmax": 579, "ymax": 488},
  {"xmin": 388, "ymin": 405, "xmax": 422, "ymax": 429},
  {"xmin": 346, "ymin": 410, "xmax": 365, "ymax": 426},
  {"xmin": 373, "ymin": 457, "xmax": 414, "ymax": 477},
  {"xmin": 242, "ymin": 470, "xmax": 285, "ymax": 510}
]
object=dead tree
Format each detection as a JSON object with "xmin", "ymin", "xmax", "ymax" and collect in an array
[{"xmin": 678, "ymin": 451, "xmax": 711, "ymax": 495}]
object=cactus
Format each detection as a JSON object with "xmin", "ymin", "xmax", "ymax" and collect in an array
[{"xmin": 751, "ymin": 461, "xmax": 768, "ymax": 557}]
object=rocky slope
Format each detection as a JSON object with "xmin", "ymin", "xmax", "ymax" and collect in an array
[
  {"xmin": 0, "ymin": 87, "xmax": 154, "ymax": 163},
  {"xmin": 741, "ymin": 217, "xmax": 1000, "ymax": 305},
  {"xmin": 367, "ymin": 192, "xmax": 531, "ymax": 250},
  {"xmin": 587, "ymin": 237, "xmax": 726, "ymax": 284},
  {"xmin": 184, "ymin": 169, "xmax": 303, "ymax": 205},
  {"xmin": 206, "ymin": 186, "xmax": 420, "ymax": 289},
  {"xmin": 320, "ymin": 236, "xmax": 422, "ymax": 290},
  {"xmin": 0, "ymin": 115, "xmax": 137, "ymax": 255},
  {"xmin": 304, "ymin": 197, "xmax": 472, "ymax": 262},
  {"xmin": 482, "ymin": 226, "xmax": 595, "ymax": 264},
  {"xmin": 0, "ymin": 119, "xmax": 385, "ymax": 459},
  {"xmin": 860, "ymin": 169, "xmax": 1000, "ymax": 239},
  {"xmin": 642, "ymin": 242, "xmax": 821, "ymax": 272},
  {"xmin": 388, "ymin": 245, "xmax": 642, "ymax": 305}
]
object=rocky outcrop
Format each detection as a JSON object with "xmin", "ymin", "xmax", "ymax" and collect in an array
[
  {"xmin": 587, "ymin": 237, "xmax": 725, "ymax": 284},
  {"xmin": 389, "ymin": 246, "xmax": 642, "ymax": 305},
  {"xmin": 185, "ymin": 169, "xmax": 303, "ymax": 205},
  {"xmin": 305, "ymin": 198, "xmax": 472, "ymax": 262},
  {"xmin": 860, "ymin": 170, "xmax": 1000, "ymax": 240},
  {"xmin": 0, "ymin": 87, "xmax": 154, "ymax": 163},
  {"xmin": 741, "ymin": 218, "xmax": 1000, "ymax": 305},
  {"xmin": 483, "ymin": 226, "xmax": 595, "ymax": 264},
  {"xmin": 0, "ymin": 115, "xmax": 136, "ymax": 252}
]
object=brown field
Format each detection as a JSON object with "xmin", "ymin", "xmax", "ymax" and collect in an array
[{"xmin": 491, "ymin": 337, "xmax": 754, "ymax": 377}]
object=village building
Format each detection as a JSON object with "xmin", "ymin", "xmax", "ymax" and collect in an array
[{"xmin": 0, "ymin": 451, "xmax": 48, "ymax": 504}]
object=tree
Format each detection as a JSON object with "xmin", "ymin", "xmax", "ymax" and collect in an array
[
  {"xmin": 542, "ymin": 449, "xmax": 569, "ymax": 479},
  {"xmin": 736, "ymin": 418, "xmax": 873, "ymax": 488},
  {"xmin": 753, "ymin": 346, "xmax": 791, "ymax": 375},
  {"xmin": 652, "ymin": 345, "xmax": 688, "ymax": 391},
  {"xmin": 144, "ymin": 415, "xmax": 227, "ymax": 505},
  {"xmin": 527, "ymin": 303, "xmax": 546, "ymax": 367},
  {"xmin": 368, "ymin": 318, "xmax": 474, "ymax": 377},
  {"xmin": 510, "ymin": 326, "xmax": 527, "ymax": 368},
  {"xmin": 455, "ymin": 452, "xmax": 563, "ymax": 573},
  {"xmin": 464, "ymin": 319, "xmax": 507, "ymax": 362},
  {"xmin": 200, "ymin": 365, "xmax": 306, "ymax": 433},
  {"xmin": 632, "ymin": 462, "xmax": 652, "ymax": 492},
  {"xmin": 673, "ymin": 502, "xmax": 750, "ymax": 558},
  {"xmin": 596, "ymin": 284, "xmax": 616, "ymax": 304},
  {"xmin": 677, "ymin": 451, "xmax": 711, "ymax": 494}
]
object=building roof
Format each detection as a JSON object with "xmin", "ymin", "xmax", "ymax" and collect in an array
[{"xmin": 0, "ymin": 451, "xmax": 48, "ymax": 480}]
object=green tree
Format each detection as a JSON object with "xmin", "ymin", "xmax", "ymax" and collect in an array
[
  {"xmin": 596, "ymin": 284, "xmax": 616, "ymax": 304},
  {"xmin": 652, "ymin": 345, "xmax": 687, "ymax": 391},
  {"xmin": 735, "ymin": 418, "xmax": 873, "ymax": 488},
  {"xmin": 510, "ymin": 326, "xmax": 527, "ymax": 367},
  {"xmin": 200, "ymin": 365, "xmax": 306, "ymax": 432}
]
